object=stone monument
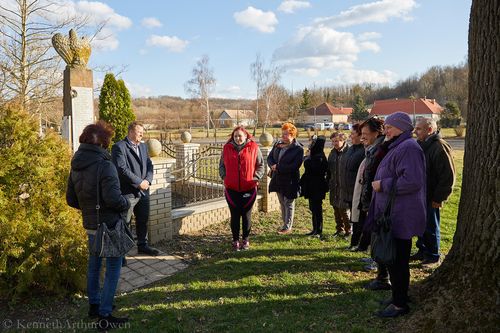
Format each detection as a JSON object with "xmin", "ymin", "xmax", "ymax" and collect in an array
[{"xmin": 52, "ymin": 29, "xmax": 94, "ymax": 153}]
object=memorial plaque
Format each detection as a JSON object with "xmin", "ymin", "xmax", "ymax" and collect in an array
[
  {"xmin": 61, "ymin": 115, "xmax": 72, "ymax": 144},
  {"xmin": 70, "ymin": 86, "xmax": 94, "ymax": 152}
]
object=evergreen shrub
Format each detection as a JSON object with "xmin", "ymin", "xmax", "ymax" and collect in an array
[{"xmin": 0, "ymin": 105, "xmax": 87, "ymax": 300}]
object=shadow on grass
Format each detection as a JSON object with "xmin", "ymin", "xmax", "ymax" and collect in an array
[{"xmin": 117, "ymin": 285, "xmax": 391, "ymax": 333}]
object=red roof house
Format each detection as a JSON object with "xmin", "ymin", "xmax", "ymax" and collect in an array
[
  {"xmin": 303, "ymin": 103, "xmax": 353, "ymax": 123},
  {"xmin": 370, "ymin": 98, "xmax": 443, "ymax": 121}
]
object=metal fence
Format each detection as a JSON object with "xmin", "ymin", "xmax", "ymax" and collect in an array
[
  {"xmin": 170, "ymin": 143, "xmax": 225, "ymax": 208},
  {"xmin": 159, "ymin": 133, "xmax": 176, "ymax": 158}
]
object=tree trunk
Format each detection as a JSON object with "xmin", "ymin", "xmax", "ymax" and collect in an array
[{"xmin": 401, "ymin": 1, "xmax": 500, "ymax": 332}]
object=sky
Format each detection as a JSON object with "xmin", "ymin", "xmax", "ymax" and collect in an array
[{"xmin": 27, "ymin": 0, "xmax": 474, "ymax": 99}]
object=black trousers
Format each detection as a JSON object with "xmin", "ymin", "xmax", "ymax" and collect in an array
[
  {"xmin": 387, "ymin": 238, "xmax": 412, "ymax": 308},
  {"xmin": 351, "ymin": 221, "xmax": 363, "ymax": 247},
  {"xmin": 355, "ymin": 211, "xmax": 371, "ymax": 251},
  {"xmin": 225, "ymin": 188, "xmax": 257, "ymax": 241},
  {"xmin": 308, "ymin": 198, "xmax": 323, "ymax": 234}
]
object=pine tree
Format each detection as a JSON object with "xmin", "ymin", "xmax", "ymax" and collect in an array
[
  {"xmin": 351, "ymin": 94, "xmax": 370, "ymax": 121},
  {"xmin": 300, "ymin": 87, "xmax": 312, "ymax": 110},
  {"xmin": 440, "ymin": 101, "xmax": 462, "ymax": 127},
  {"xmin": 98, "ymin": 73, "xmax": 136, "ymax": 143}
]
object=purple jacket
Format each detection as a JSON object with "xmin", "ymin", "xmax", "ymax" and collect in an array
[{"xmin": 365, "ymin": 131, "xmax": 426, "ymax": 240}]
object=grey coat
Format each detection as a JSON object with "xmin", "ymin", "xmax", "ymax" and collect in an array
[
  {"xmin": 338, "ymin": 143, "xmax": 365, "ymax": 207},
  {"xmin": 327, "ymin": 143, "xmax": 349, "ymax": 208}
]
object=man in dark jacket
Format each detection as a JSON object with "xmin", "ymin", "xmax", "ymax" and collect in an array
[
  {"xmin": 112, "ymin": 122, "xmax": 159, "ymax": 256},
  {"xmin": 412, "ymin": 118, "xmax": 455, "ymax": 264}
]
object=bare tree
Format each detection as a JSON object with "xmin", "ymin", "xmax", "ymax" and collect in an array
[
  {"xmin": 0, "ymin": 0, "xmax": 87, "ymax": 113},
  {"xmin": 184, "ymin": 55, "xmax": 216, "ymax": 138},
  {"xmin": 261, "ymin": 63, "xmax": 282, "ymax": 132},
  {"xmin": 250, "ymin": 53, "xmax": 264, "ymax": 135}
]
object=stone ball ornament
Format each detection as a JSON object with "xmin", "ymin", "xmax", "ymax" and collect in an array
[
  {"xmin": 146, "ymin": 139, "xmax": 162, "ymax": 157},
  {"xmin": 259, "ymin": 132, "xmax": 274, "ymax": 147},
  {"xmin": 181, "ymin": 131, "xmax": 192, "ymax": 143}
]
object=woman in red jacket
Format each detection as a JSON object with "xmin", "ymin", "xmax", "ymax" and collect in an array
[{"xmin": 219, "ymin": 126, "xmax": 264, "ymax": 251}]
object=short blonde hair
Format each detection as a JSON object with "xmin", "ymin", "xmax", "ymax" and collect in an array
[{"xmin": 282, "ymin": 122, "xmax": 298, "ymax": 138}]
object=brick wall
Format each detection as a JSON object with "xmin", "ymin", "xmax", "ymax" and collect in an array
[
  {"xmin": 148, "ymin": 143, "xmax": 280, "ymax": 241},
  {"xmin": 148, "ymin": 157, "xmax": 175, "ymax": 244}
]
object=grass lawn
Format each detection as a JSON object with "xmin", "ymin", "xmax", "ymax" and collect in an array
[{"xmin": 2, "ymin": 151, "xmax": 463, "ymax": 333}]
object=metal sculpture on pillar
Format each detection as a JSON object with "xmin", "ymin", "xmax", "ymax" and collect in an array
[{"xmin": 52, "ymin": 29, "xmax": 94, "ymax": 153}]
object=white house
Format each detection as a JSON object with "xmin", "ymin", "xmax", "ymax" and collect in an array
[
  {"xmin": 218, "ymin": 109, "xmax": 256, "ymax": 128},
  {"xmin": 302, "ymin": 103, "xmax": 353, "ymax": 124}
]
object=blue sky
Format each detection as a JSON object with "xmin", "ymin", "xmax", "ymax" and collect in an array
[{"xmin": 51, "ymin": 0, "xmax": 472, "ymax": 98}]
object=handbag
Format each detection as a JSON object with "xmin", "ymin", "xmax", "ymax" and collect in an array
[
  {"xmin": 370, "ymin": 181, "xmax": 397, "ymax": 265},
  {"xmin": 90, "ymin": 161, "xmax": 135, "ymax": 258}
]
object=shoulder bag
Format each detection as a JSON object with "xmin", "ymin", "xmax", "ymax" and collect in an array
[
  {"xmin": 90, "ymin": 161, "xmax": 135, "ymax": 257},
  {"xmin": 370, "ymin": 181, "xmax": 397, "ymax": 265}
]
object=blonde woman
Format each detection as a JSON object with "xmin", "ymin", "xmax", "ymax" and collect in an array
[{"xmin": 267, "ymin": 122, "xmax": 304, "ymax": 234}]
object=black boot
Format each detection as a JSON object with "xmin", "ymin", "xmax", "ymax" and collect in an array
[
  {"xmin": 88, "ymin": 304, "xmax": 100, "ymax": 318},
  {"xmin": 137, "ymin": 245, "xmax": 160, "ymax": 256},
  {"xmin": 97, "ymin": 314, "xmax": 129, "ymax": 331},
  {"xmin": 89, "ymin": 304, "xmax": 116, "ymax": 319}
]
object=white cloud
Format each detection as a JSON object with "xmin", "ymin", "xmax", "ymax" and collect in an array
[
  {"xmin": 91, "ymin": 28, "xmax": 120, "ymax": 51},
  {"xmin": 76, "ymin": 1, "xmax": 132, "ymax": 29},
  {"xmin": 233, "ymin": 6, "xmax": 278, "ymax": 33},
  {"xmin": 278, "ymin": 0, "xmax": 311, "ymax": 14},
  {"xmin": 291, "ymin": 68, "xmax": 320, "ymax": 77},
  {"xmin": 273, "ymin": 25, "xmax": 381, "ymax": 75},
  {"xmin": 337, "ymin": 69, "xmax": 398, "ymax": 85},
  {"xmin": 141, "ymin": 17, "xmax": 163, "ymax": 28},
  {"xmin": 125, "ymin": 81, "xmax": 153, "ymax": 97},
  {"xmin": 7, "ymin": 0, "xmax": 133, "ymax": 51},
  {"xmin": 359, "ymin": 41, "xmax": 380, "ymax": 52},
  {"xmin": 147, "ymin": 35, "xmax": 189, "ymax": 52},
  {"xmin": 358, "ymin": 32, "xmax": 382, "ymax": 41},
  {"xmin": 315, "ymin": 0, "xmax": 417, "ymax": 28}
]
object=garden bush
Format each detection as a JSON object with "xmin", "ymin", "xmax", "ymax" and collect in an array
[{"xmin": 0, "ymin": 104, "xmax": 87, "ymax": 300}]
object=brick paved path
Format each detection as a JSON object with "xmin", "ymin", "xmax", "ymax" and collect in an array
[{"xmin": 117, "ymin": 247, "xmax": 188, "ymax": 293}]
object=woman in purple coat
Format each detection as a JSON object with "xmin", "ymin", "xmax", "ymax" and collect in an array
[{"xmin": 367, "ymin": 112, "xmax": 426, "ymax": 318}]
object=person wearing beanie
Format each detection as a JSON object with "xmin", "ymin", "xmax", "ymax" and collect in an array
[
  {"xmin": 384, "ymin": 111, "xmax": 415, "ymax": 133},
  {"xmin": 365, "ymin": 111, "xmax": 426, "ymax": 318}
]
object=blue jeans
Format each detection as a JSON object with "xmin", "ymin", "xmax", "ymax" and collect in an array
[
  {"xmin": 416, "ymin": 204, "xmax": 440, "ymax": 260},
  {"xmin": 87, "ymin": 234, "xmax": 123, "ymax": 316}
]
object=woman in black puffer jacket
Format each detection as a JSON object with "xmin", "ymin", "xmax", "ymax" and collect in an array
[
  {"xmin": 300, "ymin": 135, "xmax": 328, "ymax": 237},
  {"xmin": 66, "ymin": 121, "xmax": 130, "ymax": 329}
]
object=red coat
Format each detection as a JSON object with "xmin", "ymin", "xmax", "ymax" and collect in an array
[{"xmin": 223, "ymin": 140, "xmax": 259, "ymax": 192}]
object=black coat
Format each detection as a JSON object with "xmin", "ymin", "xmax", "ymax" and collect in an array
[
  {"xmin": 267, "ymin": 139, "xmax": 304, "ymax": 199},
  {"xmin": 338, "ymin": 143, "xmax": 365, "ymax": 206},
  {"xmin": 112, "ymin": 137, "xmax": 154, "ymax": 198},
  {"xmin": 327, "ymin": 142, "xmax": 349, "ymax": 208},
  {"xmin": 66, "ymin": 144, "xmax": 130, "ymax": 230},
  {"xmin": 359, "ymin": 135, "xmax": 386, "ymax": 212},
  {"xmin": 419, "ymin": 132, "xmax": 455, "ymax": 204},
  {"xmin": 300, "ymin": 137, "xmax": 328, "ymax": 200}
]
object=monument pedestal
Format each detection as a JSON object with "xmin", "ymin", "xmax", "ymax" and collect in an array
[{"xmin": 61, "ymin": 67, "xmax": 94, "ymax": 152}]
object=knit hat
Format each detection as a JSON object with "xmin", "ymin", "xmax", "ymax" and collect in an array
[{"xmin": 384, "ymin": 111, "xmax": 414, "ymax": 132}]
